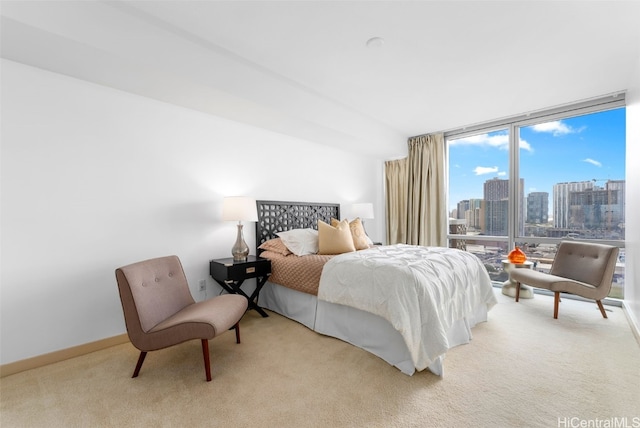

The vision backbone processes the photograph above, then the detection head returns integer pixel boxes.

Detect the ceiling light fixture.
[366,37,385,48]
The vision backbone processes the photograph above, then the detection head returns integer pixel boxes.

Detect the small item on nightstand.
[508,246,527,264]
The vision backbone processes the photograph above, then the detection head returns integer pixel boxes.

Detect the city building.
[553,181,594,228]
[526,192,549,224]
[483,177,525,235]
[551,180,625,239]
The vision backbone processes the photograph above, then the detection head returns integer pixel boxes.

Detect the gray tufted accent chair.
[116,255,248,381]
[510,241,619,319]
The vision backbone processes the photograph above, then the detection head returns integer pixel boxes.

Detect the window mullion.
[508,123,518,249]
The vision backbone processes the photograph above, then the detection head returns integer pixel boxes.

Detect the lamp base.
[231,223,249,262]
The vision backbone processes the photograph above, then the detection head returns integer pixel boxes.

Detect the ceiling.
[2,1,639,158]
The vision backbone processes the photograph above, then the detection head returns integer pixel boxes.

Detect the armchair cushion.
[509,269,599,298]
[550,242,618,291]
[119,255,195,333]
[151,294,247,337]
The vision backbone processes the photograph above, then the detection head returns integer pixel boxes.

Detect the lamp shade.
[351,203,374,220]
[222,196,258,222]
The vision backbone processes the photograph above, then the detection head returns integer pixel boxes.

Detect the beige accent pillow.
[318,219,356,255]
[258,238,292,256]
[331,217,370,251]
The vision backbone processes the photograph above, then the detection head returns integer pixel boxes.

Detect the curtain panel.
[385,158,408,244]
[385,133,446,247]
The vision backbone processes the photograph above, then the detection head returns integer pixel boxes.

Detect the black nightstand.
[209,255,271,318]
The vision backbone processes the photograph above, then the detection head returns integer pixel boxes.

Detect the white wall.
[624,56,640,333]
[0,59,387,365]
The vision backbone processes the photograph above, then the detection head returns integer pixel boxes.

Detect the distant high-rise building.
[483,177,524,235]
[553,181,594,228]
[464,198,484,232]
[527,192,549,224]
[483,177,509,201]
[456,200,469,220]
[568,180,625,232]
[484,199,509,235]
[605,180,626,231]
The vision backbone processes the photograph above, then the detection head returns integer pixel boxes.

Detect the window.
[446,95,625,298]
[448,128,510,237]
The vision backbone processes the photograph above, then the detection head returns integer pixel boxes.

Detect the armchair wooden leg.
[596,300,608,319]
[235,322,241,344]
[132,351,147,378]
[553,292,560,319]
[515,281,521,302]
[202,339,212,382]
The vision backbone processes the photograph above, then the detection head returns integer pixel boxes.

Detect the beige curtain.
[385,133,446,247]
[385,158,408,244]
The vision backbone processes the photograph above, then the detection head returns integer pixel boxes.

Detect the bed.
[255,200,497,376]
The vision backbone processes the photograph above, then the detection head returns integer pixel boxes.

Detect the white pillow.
[276,228,319,256]
[365,234,374,246]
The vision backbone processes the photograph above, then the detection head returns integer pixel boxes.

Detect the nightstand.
[209,255,271,318]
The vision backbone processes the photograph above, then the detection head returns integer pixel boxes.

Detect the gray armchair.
[510,241,619,319]
[115,255,248,381]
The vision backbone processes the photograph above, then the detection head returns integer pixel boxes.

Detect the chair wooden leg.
[202,339,212,382]
[596,300,608,319]
[235,322,241,344]
[132,351,147,378]
[515,281,521,302]
[553,292,560,319]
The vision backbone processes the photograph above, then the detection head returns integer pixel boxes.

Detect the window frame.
[445,92,625,248]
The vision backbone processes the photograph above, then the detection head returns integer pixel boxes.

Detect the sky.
[448,107,626,214]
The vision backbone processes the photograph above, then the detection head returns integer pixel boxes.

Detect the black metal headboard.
[255,200,340,249]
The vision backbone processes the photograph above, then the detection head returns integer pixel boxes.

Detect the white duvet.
[317,244,497,371]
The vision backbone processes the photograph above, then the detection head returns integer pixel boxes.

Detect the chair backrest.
[116,256,195,340]
[550,241,619,291]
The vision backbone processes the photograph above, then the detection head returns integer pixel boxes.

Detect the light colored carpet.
[1,290,639,428]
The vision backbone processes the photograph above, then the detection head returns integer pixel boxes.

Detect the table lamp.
[222,196,258,262]
[351,203,374,225]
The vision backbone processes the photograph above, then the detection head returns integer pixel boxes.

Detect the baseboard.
[622,301,640,346]
[0,333,129,378]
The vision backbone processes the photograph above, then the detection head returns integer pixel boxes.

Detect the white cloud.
[449,133,532,152]
[474,166,499,175]
[531,120,582,136]
[583,158,602,167]
[519,138,532,151]
[497,171,507,177]
[450,133,508,149]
